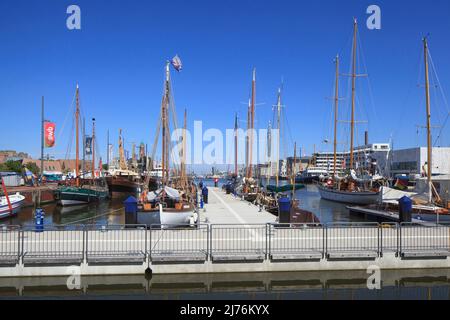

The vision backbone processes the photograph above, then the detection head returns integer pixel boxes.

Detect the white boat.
[137,204,196,228]
[318,185,379,205]
[0,193,25,219]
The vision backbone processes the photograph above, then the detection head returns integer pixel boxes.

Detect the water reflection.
[1,269,449,300]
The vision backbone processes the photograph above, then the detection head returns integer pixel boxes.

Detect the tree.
[0,160,23,173]
[102,164,109,171]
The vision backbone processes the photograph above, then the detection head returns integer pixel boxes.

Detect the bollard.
[34,208,45,233]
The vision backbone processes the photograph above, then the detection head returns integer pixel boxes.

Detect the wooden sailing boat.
[105,129,144,199]
[55,85,109,207]
[374,37,450,221]
[318,19,381,205]
[241,68,260,202]
[266,87,305,194]
[137,60,195,227]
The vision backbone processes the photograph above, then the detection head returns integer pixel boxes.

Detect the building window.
[391,162,417,172]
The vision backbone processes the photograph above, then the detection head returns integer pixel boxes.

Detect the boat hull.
[106,176,143,199]
[0,195,25,219]
[55,188,108,207]
[137,207,195,227]
[318,185,379,205]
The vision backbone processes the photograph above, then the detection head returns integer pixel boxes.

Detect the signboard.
[85,136,92,155]
[44,122,56,148]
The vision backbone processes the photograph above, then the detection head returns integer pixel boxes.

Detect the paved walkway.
[201,188,277,225]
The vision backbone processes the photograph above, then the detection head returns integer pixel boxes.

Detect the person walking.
[202,185,209,204]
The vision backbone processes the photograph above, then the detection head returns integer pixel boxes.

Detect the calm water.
[1,269,450,300]
[3,179,365,226]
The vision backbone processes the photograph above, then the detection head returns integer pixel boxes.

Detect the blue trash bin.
[124,196,138,225]
[278,197,291,224]
[398,196,413,223]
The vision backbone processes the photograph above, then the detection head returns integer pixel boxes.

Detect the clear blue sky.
[1,0,449,169]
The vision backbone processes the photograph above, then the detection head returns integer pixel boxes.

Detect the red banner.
[44,122,56,148]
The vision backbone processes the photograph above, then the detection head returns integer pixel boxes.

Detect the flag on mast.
[171,55,183,72]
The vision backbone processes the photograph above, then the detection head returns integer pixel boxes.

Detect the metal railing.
[21,225,85,265]
[86,224,147,264]
[149,224,209,261]
[268,223,324,259]
[325,223,380,258]
[210,224,267,260]
[0,222,449,267]
[0,225,20,266]
[399,222,450,257]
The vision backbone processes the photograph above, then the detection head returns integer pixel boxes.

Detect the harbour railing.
[1,222,450,266]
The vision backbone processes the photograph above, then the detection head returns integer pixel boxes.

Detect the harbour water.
[1,269,450,300]
[2,180,365,226]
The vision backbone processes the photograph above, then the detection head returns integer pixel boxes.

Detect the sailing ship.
[105,129,145,199]
[55,85,109,206]
[238,69,260,203]
[363,37,450,222]
[318,19,385,205]
[137,59,196,227]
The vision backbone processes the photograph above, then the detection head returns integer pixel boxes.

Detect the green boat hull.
[55,186,109,206]
[266,184,305,193]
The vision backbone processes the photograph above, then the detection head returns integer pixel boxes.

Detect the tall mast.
[245,99,250,178]
[292,142,297,199]
[82,118,86,177]
[182,108,187,187]
[333,55,340,178]
[118,129,127,170]
[41,96,44,184]
[75,84,80,187]
[423,37,432,203]
[267,121,272,186]
[349,19,358,170]
[234,113,238,177]
[92,118,96,181]
[276,88,281,187]
[162,61,171,185]
[106,129,109,169]
[247,68,256,179]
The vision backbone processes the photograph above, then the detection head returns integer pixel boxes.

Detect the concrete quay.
[1,188,450,278]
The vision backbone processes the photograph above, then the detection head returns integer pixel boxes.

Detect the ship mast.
[118,129,127,170]
[423,37,433,203]
[75,84,80,187]
[181,109,187,189]
[92,118,96,182]
[247,68,256,179]
[162,61,171,185]
[267,121,272,186]
[292,142,297,199]
[276,88,281,187]
[234,113,238,177]
[333,55,340,178]
[349,19,358,170]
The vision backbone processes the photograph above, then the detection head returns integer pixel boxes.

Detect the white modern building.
[312,143,391,175]
[388,147,450,177]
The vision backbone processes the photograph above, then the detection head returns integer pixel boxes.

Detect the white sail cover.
[147,186,181,202]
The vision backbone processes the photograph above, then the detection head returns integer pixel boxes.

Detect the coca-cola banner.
[44,122,56,148]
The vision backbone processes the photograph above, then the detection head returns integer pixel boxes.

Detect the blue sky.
[1,0,449,170]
